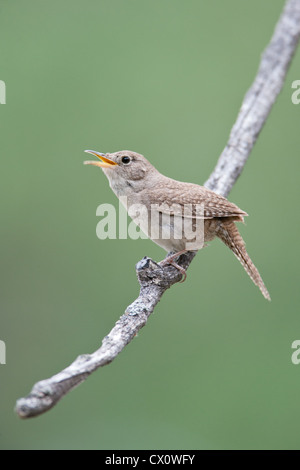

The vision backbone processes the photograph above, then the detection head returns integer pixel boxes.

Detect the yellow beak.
[84,150,118,168]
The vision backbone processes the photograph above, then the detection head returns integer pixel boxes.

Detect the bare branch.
[205,0,300,196]
[15,0,300,418]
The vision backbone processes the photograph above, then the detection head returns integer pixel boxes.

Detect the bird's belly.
[151,221,186,252]
[126,204,218,252]
[131,211,184,251]
[140,211,208,252]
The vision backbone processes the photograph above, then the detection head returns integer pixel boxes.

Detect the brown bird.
[84,150,270,300]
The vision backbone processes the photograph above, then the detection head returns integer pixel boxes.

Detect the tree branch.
[205,0,300,197]
[15,0,300,418]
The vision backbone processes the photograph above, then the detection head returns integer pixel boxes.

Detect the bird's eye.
[121,156,131,164]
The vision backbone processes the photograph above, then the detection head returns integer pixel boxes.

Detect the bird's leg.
[159,250,189,283]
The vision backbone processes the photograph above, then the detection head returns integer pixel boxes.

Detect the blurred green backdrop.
[1,0,300,450]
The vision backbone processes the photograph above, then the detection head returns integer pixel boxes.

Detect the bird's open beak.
[84,150,118,168]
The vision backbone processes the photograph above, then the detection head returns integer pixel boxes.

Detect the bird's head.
[84,150,157,195]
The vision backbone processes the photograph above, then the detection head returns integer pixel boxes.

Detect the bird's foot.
[159,250,188,283]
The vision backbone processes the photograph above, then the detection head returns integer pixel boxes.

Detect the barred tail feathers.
[216,220,271,301]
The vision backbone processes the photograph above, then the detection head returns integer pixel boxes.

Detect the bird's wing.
[140,181,247,220]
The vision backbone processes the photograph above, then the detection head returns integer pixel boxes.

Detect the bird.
[84,149,270,300]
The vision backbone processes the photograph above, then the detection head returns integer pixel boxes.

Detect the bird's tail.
[216,220,271,301]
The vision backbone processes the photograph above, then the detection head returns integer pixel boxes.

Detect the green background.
[1,0,299,450]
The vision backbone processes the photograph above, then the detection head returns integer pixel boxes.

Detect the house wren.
[84,150,270,300]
